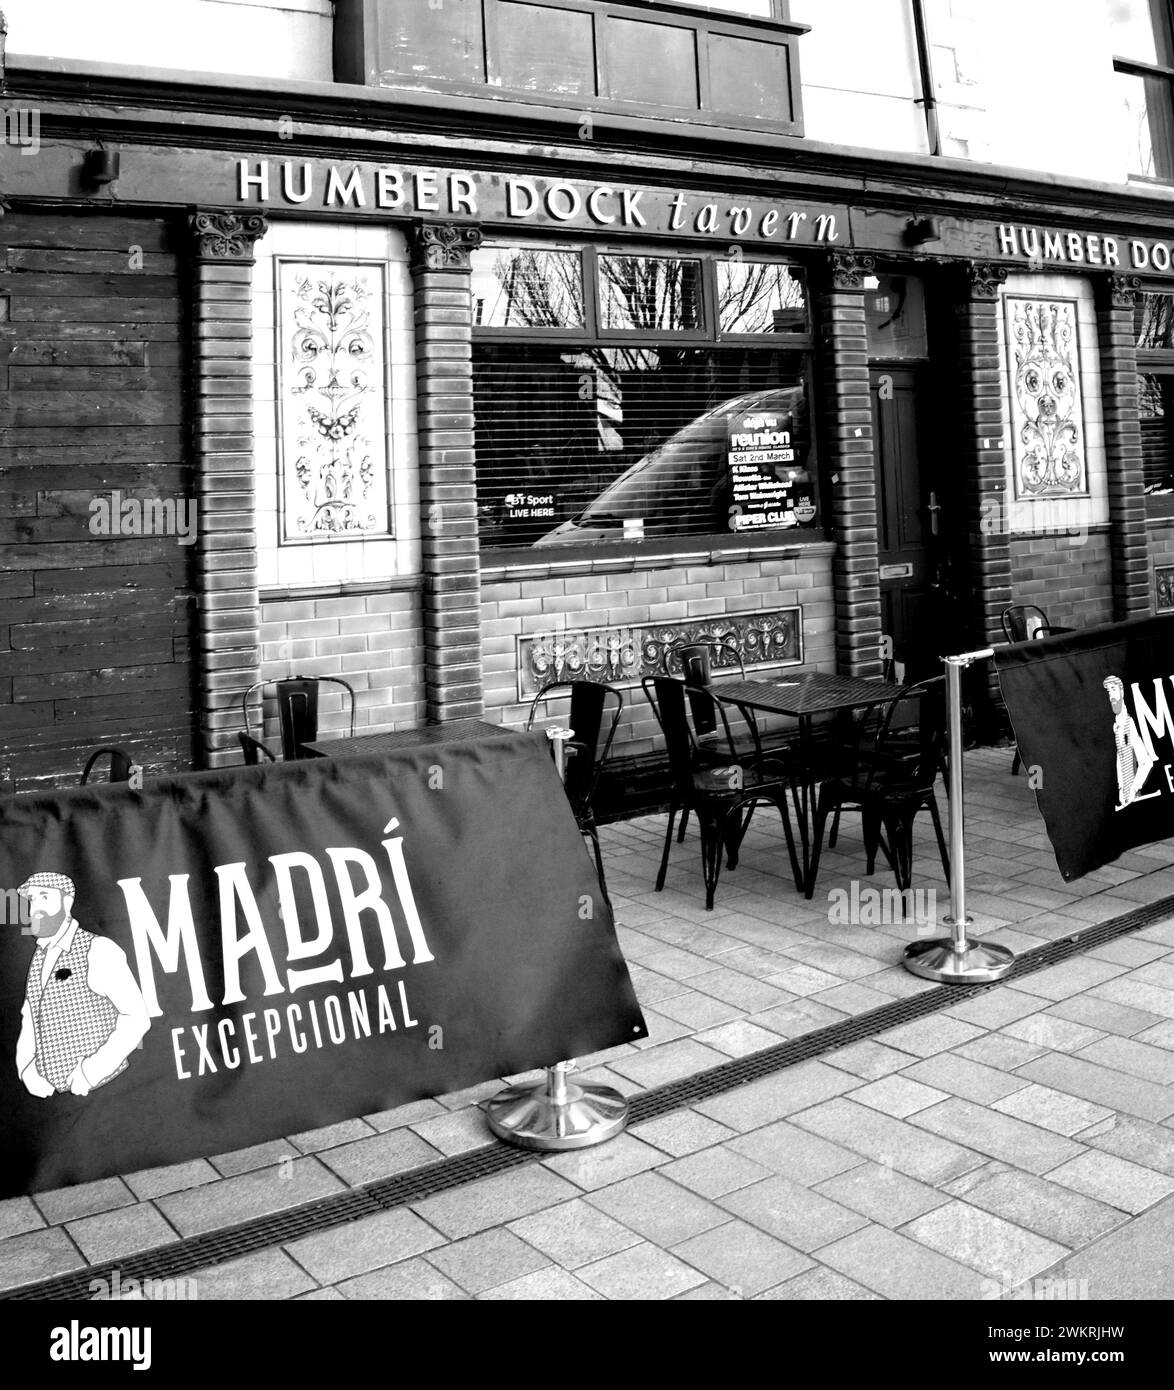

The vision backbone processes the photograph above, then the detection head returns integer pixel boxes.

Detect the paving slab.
[156,1158,345,1238]
[1048,1194,1174,1300]
[0,1197,44,1242]
[423,1228,550,1295]
[848,1074,950,1118]
[34,1176,135,1226]
[1073,1034,1174,1086]
[1014,1053,1174,1123]
[813,1162,951,1229]
[1079,1113,1174,1177]
[1044,1151,1174,1215]
[577,1241,710,1300]
[628,1111,737,1158]
[315,1128,445,1186]
[821,1039,914,1080]
[658,1146,774,1200]
[410,1166,580,1241]
[899,1200,1069,1287]
[693,1060,859,1132]
[183,1248,318,1301]
[541,1133,665,1192]
[757,1266,883,1300]
[899,1051,1031,1105]
[0,1227,87,1293]
[944,1165,1127,1250]
[283,1208,445,1284]
[913,1098,1086,1175]
[480,1266,603,1300]
[1045,995,1166,1038]
[725,1118,865,1185]
[65,1204,179,1264]
[790,1097,985,1186]
[992,1083,1114,1137]
[336,1257,469,1301]
[874,1015,987,1058]
[670,1218,813,1296]
[817,1224,986,1300]
[716,1174,869,1252]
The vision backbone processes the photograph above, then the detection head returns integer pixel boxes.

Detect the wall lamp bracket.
[904,215,940,247]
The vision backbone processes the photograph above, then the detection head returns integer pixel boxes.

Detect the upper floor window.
[1113,0,1174,178]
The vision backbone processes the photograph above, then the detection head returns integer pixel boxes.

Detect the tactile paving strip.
[8,892,1172,1300]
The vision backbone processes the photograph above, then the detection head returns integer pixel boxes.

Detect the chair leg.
[773,794,802,893]
[863,806,883,876]
[583,825,611,909]
[656,804,678,892]
[885,813,913,892]
[804,787,834,900]
[701,818,722,911]
[1011,746,1021,776]
[927,794,950,887]
[677,807,690,843]
[828,804,842,849]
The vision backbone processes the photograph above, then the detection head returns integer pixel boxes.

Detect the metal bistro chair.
[806,676,950,901]
[643,675,801,909]
[239,732,277,766]
[1001,605,1075,775]
[526,679,623,903]
[241,676,357,762]
[79,746,134,785]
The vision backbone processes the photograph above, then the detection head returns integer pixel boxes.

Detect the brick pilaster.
[957,262,1012,708]
[1097,273,1151,619]
[818,252,883,677]
[408,223,485,721]
[188,209,268,767]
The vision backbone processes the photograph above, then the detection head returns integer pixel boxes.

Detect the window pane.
[473,345,816,547]
[864,274,929,358]
[1110,0,1174,65]
[1135,292,1174,347]
[470,246,584,328]
[598,255,703,332]
[1139,372,1174,492]
[718,261,807,334]
[1118,68,1174,178]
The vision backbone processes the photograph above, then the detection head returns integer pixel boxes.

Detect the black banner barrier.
[0,731,647,1196]
[993,613,1174,881]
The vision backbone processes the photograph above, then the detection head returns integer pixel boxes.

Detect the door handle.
[927,491,941,536]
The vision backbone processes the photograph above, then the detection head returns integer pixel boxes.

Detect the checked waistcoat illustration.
[26,930,128,1092]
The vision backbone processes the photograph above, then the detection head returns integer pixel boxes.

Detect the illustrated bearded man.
[15,872,151,1098]
[1103,676,1158,812]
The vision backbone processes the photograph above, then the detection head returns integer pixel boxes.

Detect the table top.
[301,718,511,758]
[713,673,897,718]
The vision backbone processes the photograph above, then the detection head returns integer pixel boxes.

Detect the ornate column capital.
[1105,272,1143,310]
[408,222,484,272]
[188,209,269,265]
[826,250,876,291]
[963,260,1008,299]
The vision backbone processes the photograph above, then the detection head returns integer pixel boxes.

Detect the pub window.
[470,241,817,553]
[1113,0,1174,179]
[1134,290,1174,510]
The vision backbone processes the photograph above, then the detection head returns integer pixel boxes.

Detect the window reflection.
[598,256,703,332]
[470,246,585,328]
[717,261,807,334]
[1135,292,1174,348]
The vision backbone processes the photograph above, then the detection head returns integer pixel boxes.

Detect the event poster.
[993,613,1174,880]
[0,733,646,1196]
[725,403,816,532]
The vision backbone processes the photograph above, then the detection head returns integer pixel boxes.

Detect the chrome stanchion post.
[903,651,1016,984]
[486,726,630,1150]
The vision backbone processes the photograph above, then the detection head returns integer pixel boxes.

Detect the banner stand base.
[486,1063,628,1151]
[903,933,1016,983]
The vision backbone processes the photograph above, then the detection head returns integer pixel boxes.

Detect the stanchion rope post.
[486,726,630,1150]
[902,649,1017,984]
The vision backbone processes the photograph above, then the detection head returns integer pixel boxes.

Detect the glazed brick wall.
[1008,529,1114,629]
[257,589,426,741]
[1097,285,1150,619]
[479,549,836,757]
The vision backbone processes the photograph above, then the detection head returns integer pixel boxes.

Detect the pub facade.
[1,0,1173,794]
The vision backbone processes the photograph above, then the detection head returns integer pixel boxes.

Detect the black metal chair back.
[526,679,622,814]
[79,747,134,785]
[666,640,747,740]
[239,732,277,766]
[242,675,356,760]
[1001,604,1051,643]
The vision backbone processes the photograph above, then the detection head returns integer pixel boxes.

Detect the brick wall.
[256,587,425,741]
[480,548,836,755]
[1008,528,1113,629]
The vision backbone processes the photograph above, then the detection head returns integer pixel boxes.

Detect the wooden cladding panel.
[0,213,195,793]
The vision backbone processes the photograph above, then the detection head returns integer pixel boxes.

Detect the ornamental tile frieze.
[518,608,802,700]
[1005,296,1088,499]
[408,222,484,272]
[189,209,269,263]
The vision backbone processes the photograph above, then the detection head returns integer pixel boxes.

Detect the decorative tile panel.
[1005,296,1088,500]
[1156,566,1174,612]
[276,259,391,543]
[517,607,802,700]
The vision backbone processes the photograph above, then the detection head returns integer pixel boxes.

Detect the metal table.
[712,673,897,895]
[300,718,510,758]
